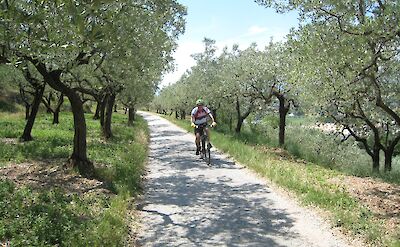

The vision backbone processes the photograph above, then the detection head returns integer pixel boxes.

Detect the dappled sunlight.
[137,112,349,246]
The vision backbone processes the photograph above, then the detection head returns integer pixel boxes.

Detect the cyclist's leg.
[195,131,201,154]
[205,127,212,148]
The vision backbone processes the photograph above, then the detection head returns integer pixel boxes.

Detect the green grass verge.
[165,115,399,247]
[0,111,149,246]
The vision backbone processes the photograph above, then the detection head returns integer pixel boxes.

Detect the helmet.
[196,99,204,106]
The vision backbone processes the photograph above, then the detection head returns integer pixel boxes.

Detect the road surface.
[137,112,353,247]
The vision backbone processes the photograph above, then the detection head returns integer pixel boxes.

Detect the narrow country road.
[137,112,352,247]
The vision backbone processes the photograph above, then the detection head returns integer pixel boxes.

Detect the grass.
[221,114,400,183]
[165,114,399,247]
[0,111,149,246]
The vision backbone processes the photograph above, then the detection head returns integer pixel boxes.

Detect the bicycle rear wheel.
[205,142,211,165]
[206,146,211,165]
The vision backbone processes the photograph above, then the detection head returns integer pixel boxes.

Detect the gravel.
[137,111,355,247]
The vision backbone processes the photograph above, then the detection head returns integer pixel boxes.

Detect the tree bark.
[67,91,94,177]
[277,95,290,146]
[45,92,53,113]
[99,95,107,127]
[19,86,32,120]
[372,146,380,173]
[384,150,392,172]
[235,97,242,133]
[24,103,30,120]
[103,93,115,139]
[21,84,45,141]
[235,97,253,133]
[52,94,64,124]
[383,135,400,172]
[93,100,101,120]
[128,107,135,126]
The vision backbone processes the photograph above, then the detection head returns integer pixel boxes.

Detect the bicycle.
[195,123,212,165]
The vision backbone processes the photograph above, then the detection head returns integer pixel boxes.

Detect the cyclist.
[190,99,217,155]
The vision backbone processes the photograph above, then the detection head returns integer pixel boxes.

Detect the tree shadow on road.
[139,135,301,246]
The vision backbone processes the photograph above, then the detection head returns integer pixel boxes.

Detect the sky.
[161,0,299,88]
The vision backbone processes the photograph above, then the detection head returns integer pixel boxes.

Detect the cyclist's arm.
[208,113,215,123]
[190,115,196,127]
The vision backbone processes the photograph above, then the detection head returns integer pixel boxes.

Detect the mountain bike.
[196,123,212,165]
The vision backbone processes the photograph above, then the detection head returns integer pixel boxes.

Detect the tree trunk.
[175,110,179,119]
[235,118,244,133]
[114,104,117,112]
[235,97,242,133]
[384,150,392,172]
[235,97,253,133]
[28,57,94,178]
[372,146,380,173]
[277,95,289,146]
[25,103,30,120]
[52,94,64,124]
[384,135,400,172]
[103,93,115,139]
[67,91,94,177]
[46,92,53,113]
[53,110,60,125]
[128,107,135,126]
[180,110,185,120]
[93,100,101,120]
[21,85,45,141]
[99,96,107,127]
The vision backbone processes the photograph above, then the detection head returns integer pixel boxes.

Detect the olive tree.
[256,0,400,172]
[0,0,186,176]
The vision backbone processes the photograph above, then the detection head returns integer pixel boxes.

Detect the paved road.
[137,112,352,247]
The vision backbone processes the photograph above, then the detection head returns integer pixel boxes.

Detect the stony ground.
[0,116,398,246]
[136,112,363,247]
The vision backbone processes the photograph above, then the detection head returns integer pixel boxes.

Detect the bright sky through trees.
[161,0,299,87]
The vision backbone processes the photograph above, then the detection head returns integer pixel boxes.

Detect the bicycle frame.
[197,124,211,165]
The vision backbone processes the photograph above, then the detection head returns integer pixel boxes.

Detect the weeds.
[0,111,149,246]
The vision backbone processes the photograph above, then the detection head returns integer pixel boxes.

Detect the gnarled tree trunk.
[103,93,115,139]
[52,93,64,124]
[93,100,101,120]
[67,91,94,177]
[30,58,95,178]
[21,84,45,141]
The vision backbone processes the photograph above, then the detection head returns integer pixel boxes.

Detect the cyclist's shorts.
[194,124,208,135]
